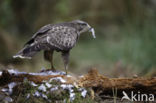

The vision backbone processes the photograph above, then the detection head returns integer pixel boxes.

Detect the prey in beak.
[89,28,96,38]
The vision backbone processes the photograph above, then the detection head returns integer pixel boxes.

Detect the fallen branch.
[78,69,156,96]
[0,69,155,97]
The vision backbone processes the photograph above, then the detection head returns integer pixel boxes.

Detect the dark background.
[0,0,156,77]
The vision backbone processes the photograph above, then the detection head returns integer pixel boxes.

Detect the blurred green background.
[0,0,155,77]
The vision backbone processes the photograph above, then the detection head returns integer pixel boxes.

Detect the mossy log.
[0,69,155,97]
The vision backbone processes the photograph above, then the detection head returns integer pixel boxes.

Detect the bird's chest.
[48,30,78,50]
[58,34,77,48]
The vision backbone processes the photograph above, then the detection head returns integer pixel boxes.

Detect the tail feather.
[13,44,42,59]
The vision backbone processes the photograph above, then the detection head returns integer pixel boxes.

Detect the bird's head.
[71,20,96,38]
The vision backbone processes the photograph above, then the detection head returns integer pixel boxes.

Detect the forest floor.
[0,68,155,103]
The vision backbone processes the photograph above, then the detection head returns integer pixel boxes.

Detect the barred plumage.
[13,20,96,74]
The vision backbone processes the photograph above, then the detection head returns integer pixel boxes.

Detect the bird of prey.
[13,20,96,74]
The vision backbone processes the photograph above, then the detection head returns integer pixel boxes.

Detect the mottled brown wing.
[24,24,52,45]
[46,25,78,51]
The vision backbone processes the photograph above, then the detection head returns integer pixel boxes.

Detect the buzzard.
[13,20,96,74]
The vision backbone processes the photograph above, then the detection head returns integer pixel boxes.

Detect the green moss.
[72,92,96,103]
[15,96,46,103]
[48,88,70,102]
[7,79,97,103]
